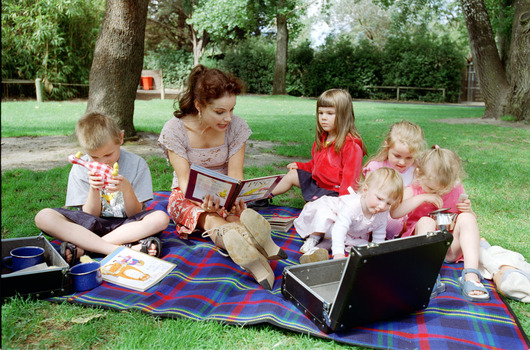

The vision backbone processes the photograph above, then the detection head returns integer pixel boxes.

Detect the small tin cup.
[2,246,45,272]
[69,261,102,292]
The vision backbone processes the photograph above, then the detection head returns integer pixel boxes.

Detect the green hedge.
[211,33,464,102]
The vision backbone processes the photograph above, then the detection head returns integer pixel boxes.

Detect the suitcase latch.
[367,242,379,248]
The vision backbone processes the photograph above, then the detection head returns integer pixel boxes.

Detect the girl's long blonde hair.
[368,120,426,163]
[315,89,366,154]
[415,145,466,194]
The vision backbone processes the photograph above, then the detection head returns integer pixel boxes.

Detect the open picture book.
[99,246,176,292]
[185,164,284,211]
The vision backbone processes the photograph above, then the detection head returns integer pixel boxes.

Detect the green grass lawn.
[2,96,529,349]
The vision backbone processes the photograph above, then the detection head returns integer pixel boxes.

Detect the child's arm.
[371,220,386,244]
[330,208,351,259]
[293,142,316,172]
[391,187,443,218]
[82,182,103,216]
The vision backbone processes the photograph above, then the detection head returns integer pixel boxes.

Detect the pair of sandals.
[60,236,162,267]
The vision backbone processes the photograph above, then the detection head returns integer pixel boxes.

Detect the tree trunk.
[190,27,209,67]
[272,11,288,95]
[507,0,530,121]
[495,0,512,73]
[461,0,510,119]
[86,0,149,137]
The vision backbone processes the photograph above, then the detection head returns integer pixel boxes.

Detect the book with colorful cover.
[99,246,176,292]
[185,164,284,211]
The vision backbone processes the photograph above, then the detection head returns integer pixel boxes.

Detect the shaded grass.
[2,96,529,348]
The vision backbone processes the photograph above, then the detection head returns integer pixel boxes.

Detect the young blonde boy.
[35,112,169,264]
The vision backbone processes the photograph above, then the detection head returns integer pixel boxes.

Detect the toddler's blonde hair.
[75,112,122,152]
[415,146,466,194]
[360,167,404,207]
[369,120,426,163]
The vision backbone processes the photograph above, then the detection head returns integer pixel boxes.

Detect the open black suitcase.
[282,230,453,333]
[2,234,71,300]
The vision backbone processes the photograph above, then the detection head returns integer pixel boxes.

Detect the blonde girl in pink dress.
[158,65,286,290]
[363,120,427,239]
[391,146,490,302]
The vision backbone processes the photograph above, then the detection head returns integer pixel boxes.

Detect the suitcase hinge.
[426,231,437,237]
[322,301,332,327]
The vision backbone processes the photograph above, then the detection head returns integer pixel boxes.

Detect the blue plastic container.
[69,262,102,292]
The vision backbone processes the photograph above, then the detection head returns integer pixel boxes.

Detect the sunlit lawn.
[2,96,529,349]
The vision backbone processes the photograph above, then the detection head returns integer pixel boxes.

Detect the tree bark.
[461,0,510,119]
[507,0,530,121]
[272,10,288,95]
[86,0,149,137]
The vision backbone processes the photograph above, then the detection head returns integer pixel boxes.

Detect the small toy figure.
[68,151,119,190]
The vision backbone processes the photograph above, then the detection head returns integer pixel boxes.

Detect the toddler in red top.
[271,89,366,202]
[391,145,490,302]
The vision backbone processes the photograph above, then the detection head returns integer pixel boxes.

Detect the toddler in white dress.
[294,167,404,263]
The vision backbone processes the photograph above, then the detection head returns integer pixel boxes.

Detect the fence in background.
[364,85,446,101]
[2,70,165,102]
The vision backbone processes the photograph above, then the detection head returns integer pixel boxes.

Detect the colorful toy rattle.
[68,151,119,190]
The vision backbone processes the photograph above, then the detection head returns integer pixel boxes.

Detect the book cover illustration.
[99,247,176,292]
[236,177,282,202]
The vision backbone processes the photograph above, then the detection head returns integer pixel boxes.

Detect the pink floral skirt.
[167,187,227,239]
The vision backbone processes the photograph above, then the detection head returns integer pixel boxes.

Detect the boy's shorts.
[53,207,154,237]
[297,169,339,202]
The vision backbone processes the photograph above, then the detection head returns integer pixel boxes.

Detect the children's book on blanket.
[266,215,295,232]
[185,164,283,211]
[99,247,176,292]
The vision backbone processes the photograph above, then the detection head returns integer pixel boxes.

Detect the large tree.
[272,0,313,95]
[375,0,529,120]
[147,0,264,66]
[86,0,149,137]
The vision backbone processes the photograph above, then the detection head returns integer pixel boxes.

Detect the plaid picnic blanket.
[51,192,529,349]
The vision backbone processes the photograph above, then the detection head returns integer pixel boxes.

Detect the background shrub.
[143,48,193,89]
[218,37,275,94]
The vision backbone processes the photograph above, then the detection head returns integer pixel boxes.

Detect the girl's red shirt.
[295,134,365,195]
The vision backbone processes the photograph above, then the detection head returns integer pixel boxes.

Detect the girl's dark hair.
[174,65,244,118]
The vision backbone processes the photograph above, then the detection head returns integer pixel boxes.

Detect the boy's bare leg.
[35,208,119,258]
[101,210,169,244]
[271,168,300,196]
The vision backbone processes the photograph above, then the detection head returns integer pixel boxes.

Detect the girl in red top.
[271,89,366,202]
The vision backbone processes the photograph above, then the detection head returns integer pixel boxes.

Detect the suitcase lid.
[326,230,453,331]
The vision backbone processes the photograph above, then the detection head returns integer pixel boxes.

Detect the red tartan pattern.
[68,154,116,190]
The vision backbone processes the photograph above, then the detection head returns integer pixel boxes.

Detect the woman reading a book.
[158,65,286,290]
